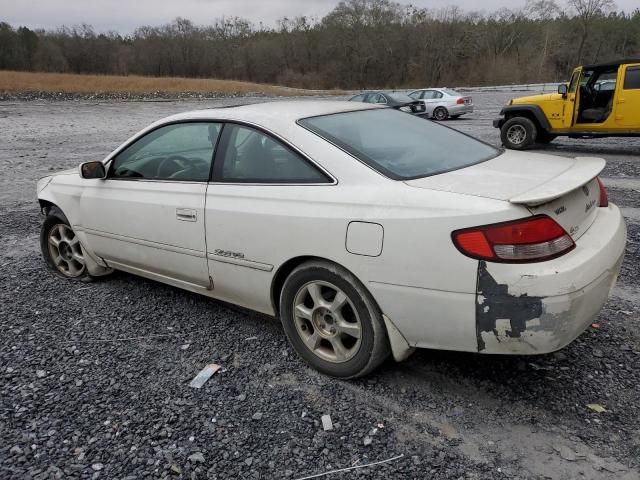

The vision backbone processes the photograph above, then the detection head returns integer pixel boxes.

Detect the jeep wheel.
[501,117,537,150]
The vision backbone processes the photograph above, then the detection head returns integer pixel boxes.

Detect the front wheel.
[279,260,390,378]
[433,107,449,121]
[500,116,537,150]
[40,208,93,280]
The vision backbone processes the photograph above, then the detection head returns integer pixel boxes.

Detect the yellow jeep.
[493,59,640,149]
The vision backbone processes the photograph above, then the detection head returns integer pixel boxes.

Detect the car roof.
[161,100,379,125]
[582,58,640,69]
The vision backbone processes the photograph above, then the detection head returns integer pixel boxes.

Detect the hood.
[511,93,562,104]
[51,167,78,176]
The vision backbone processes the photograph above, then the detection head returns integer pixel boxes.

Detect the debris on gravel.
[321,414,333,431]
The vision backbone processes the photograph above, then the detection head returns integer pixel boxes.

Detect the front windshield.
[299,108,499,180]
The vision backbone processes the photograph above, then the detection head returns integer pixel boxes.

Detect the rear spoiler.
[509,157,605,206]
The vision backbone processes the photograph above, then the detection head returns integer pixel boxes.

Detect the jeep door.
[562,68,581,128]
[615,63,640,129]
[79,122,221,288]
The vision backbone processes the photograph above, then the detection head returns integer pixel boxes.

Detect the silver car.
[408,88,474,121]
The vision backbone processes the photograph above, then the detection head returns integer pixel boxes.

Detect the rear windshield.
[299,108,499,180]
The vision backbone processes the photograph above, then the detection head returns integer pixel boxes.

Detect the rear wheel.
[433,107,449,121]
[279,260,389,378]
[501,116,537,150]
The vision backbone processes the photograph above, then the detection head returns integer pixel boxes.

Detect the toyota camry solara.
[36,101,626,378]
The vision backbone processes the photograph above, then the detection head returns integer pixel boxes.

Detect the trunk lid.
[405,151,605,240]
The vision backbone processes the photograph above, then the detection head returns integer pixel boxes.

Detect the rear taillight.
[597,177,608,207]
[456,97,465,105]
[452,215,575,263]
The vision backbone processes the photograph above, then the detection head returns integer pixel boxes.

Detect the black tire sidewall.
[434,107,448,121]
[280,263,384,378]
[501,117,537,150]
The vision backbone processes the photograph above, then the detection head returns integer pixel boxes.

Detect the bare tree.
[566,0,616,64]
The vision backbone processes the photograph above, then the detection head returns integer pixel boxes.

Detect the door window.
[350,94,366,102]
[623,66,640,90]
[568,71,580,93]
[110,122,221,181]
[214,124,331,183]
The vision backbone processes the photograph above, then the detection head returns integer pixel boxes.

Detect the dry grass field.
[0,70,340,97]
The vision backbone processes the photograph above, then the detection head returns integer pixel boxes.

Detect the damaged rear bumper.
[476,204,626,354]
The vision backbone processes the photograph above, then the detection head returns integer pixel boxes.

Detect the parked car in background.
[408,88,474,120]
[493,58,640,149]
[349,91,426,115]
[37,101,625,378]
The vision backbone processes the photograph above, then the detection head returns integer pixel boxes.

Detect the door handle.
[176,208,197,222]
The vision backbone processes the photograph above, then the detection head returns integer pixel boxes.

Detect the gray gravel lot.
[1,92,639,480]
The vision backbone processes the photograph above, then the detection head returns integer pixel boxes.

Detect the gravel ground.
[1,92,639,480]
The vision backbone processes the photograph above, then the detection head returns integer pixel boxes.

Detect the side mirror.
[558,84,568,96]
[79,161,106,179]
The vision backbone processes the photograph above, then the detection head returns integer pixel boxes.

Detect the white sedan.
[36,101,626,378]
[408,88,474,120]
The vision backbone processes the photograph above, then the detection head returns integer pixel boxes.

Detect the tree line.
[1,0,638,89]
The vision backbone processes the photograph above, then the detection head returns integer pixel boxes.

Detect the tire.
[500,116,537,150]
[279,260,390,378]
[40,207,93,281]
[433,107,449,121]
[536,131,557,144]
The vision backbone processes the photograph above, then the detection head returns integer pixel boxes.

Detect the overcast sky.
[1,0,637,33]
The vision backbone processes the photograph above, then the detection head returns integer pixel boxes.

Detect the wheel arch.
[271,255,384,316]
[271,255,414,363]
[38,199,67,219]
[271,255,350,316]
[501,105,551,132]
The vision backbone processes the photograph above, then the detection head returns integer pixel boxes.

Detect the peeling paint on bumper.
[476,205,626,355]
[477,255,623,354]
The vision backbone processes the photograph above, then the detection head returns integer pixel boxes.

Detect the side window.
[214,125,331,184]
[110,122,221,181]
[374,94,387,104]
[568,71,580,93]
[409,91,422,99]
[432,91,444,99]
[422,91,435,99]
[350,94,365,102]
[624,66,640,90]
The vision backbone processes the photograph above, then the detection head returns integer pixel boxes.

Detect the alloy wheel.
[47,224,86,277]
[434,108,447,120]
[506,124,527,145]
[292,280,362,363]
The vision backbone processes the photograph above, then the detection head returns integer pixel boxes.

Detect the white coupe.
[36,101,626,378]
